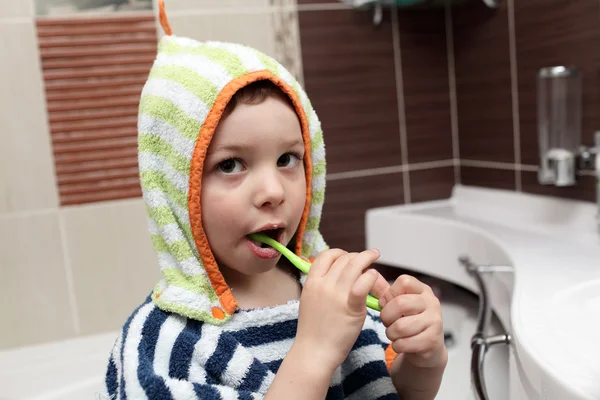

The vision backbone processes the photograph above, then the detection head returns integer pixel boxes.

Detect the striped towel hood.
[140,1,328,325]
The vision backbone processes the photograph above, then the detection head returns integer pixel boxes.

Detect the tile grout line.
[408,159,455,171]
[445,3,461,186]
[391,9,411,204]
[57,209,81,336]
[0,16,33,24]
[0,197,146,220]
[0,207,58,220]
[507,0,522,192]
[327,165,405,181]
[461,159,543,172]
[453,157,461,174]
[519,164,538,172]
[461,159,520,170]
[326,160,455,181]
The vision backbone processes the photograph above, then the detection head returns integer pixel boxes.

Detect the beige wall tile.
[160,0,270,12]
[158,7,304,84]
[0,21,59,214]
[0,0,33,19]
[166,11,276,58]
[62,199,160,335]
[0,211,76,350]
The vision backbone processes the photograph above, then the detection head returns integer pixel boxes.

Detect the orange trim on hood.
[188,71,313,317]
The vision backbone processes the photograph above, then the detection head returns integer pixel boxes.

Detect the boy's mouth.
[247,227,284,248]
[246,226,285,260]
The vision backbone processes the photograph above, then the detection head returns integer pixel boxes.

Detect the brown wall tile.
[320,173,404,252]
[514,0,600,165]
[521,171,595,203]
[397,10,453,163]
[453,2,514,163]
[410,166,454,203]
[298,9,401,174]
[460,166,515,190]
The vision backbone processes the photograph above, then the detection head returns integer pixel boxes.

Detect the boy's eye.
[218,158,244,174]
[278,153,301,168]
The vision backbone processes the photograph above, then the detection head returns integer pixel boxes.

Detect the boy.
[106,2,447,399]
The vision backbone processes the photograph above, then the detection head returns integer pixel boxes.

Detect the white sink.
[366,185,600,400]
[551,279,600,387]
[554,279,600,316]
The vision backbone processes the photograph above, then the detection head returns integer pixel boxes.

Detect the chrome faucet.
[577,132,600,225]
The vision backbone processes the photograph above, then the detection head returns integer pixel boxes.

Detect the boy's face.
[201,95,306,277]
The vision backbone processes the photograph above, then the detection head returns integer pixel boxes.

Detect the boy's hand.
[293,248,382,374]
[378,275,447,369]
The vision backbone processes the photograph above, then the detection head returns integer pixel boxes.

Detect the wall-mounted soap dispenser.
[537,66,581,186]
[537,66,600,187]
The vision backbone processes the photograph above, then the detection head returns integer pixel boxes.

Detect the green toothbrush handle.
[366,295,381,311]
[249,233,382,312]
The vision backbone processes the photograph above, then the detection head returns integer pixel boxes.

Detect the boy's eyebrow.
[207,143,249,155]
[207,138,304,155]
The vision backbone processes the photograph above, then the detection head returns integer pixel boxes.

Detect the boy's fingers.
[382,274,427,306]
[391,326,443,356]
[393,275,427,295]
[337,249,380,289]
[379,294,426,326]
[308,248,347,278]
[328,252,359,281]
[385,314,427,341]
[348,269,379,310]
[369,272,390,301]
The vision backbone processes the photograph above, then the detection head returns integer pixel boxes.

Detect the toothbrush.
[249,233,382,311]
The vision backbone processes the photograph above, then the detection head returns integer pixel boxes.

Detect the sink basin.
[551,279,600,381]
[554,279,600,316]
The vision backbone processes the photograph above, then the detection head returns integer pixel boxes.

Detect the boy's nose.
[254,171,285,209]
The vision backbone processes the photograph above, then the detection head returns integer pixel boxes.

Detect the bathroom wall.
[451,0,598,202]
[297,2,456,251]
